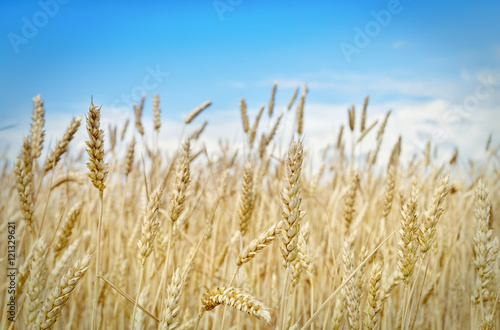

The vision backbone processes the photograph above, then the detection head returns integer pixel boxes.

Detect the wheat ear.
[343,172,359,233]
[30,94,45,160]
[169,140,191,224]
[134,94,145,135]
[153,93,161,133]
[198,286,271,323]
[185,100,211,124]
[472,180,497,307]
[348,104,355,132]
[86,100,108,193]
[138,184,163,266]
[44,115,82,172]
[268,81,277,117]
[26,239,48,326]
[237,221,279,267]
[249,105,265,148]
[296,84,307,135]
[419,175,450,254]
[159,267,183,330]
[370,110,391,165]
[238,160,255,236]
[239,98,249,133]
[398,178,419,285]
[279,140,304,266]
[287,86,299,110]
[188,120,208,141]
[120,118,130,141]
[360,95,369,132]
[14,156,35,232]
[124,136,136,178]
[364,262,382,330]
[35,254,92,329]
[52,201,83,259]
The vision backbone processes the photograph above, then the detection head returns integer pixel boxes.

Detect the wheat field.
[1,87,499,329]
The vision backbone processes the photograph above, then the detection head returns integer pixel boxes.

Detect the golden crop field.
[1,88,499,329]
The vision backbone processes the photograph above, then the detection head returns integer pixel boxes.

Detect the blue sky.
[1,0,499,165]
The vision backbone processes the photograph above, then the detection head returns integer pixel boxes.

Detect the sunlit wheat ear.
[291,231,312,289]
[199,286,271,323]
[348,104,355,131]
[44,115,82,172]
[423,140,431,168]
[397,178,419,285]
[124,136,136,178]
[296,84,307,135]
[85,100,108,193]
[108,124,117,152]
[388,136,402,171]
[26,239,48,326]
[268,81,277,117]
[184,100,211,124]
[159,266,183,330]
[382,166,396,219]
[357,119,378,143]
[370,110,391,165]
[336,124,344,149]
[14,156,34,230]
[188,120,208,141]
[120,118,130,141]
[153,93,161,133]
[364,262,382,330]
[343,172,359,233]
[360,94,369,132]
[237,221,280,267]
[238,160,255,236]
[137,185,163,266]
[287,86,299,110]
[53,201,83,259]
[249,105,264,148]
[239,98,249,133]
[449,147,458,165]
[169,140,191,224]
[30,94,45,160]
[343,239,360,330]
[279,140,304,266]
[36,254,92,329]
[15,239,41,302]
[472,180,497,306]
[263,112,283,150]
[419,175,450,254]
[21,136,33,173]
[134,94,145,135]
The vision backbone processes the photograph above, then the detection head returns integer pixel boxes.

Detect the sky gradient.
[1,0,499,166]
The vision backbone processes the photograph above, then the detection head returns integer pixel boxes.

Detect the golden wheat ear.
[36,254,93,329]
[199,286,271,323]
